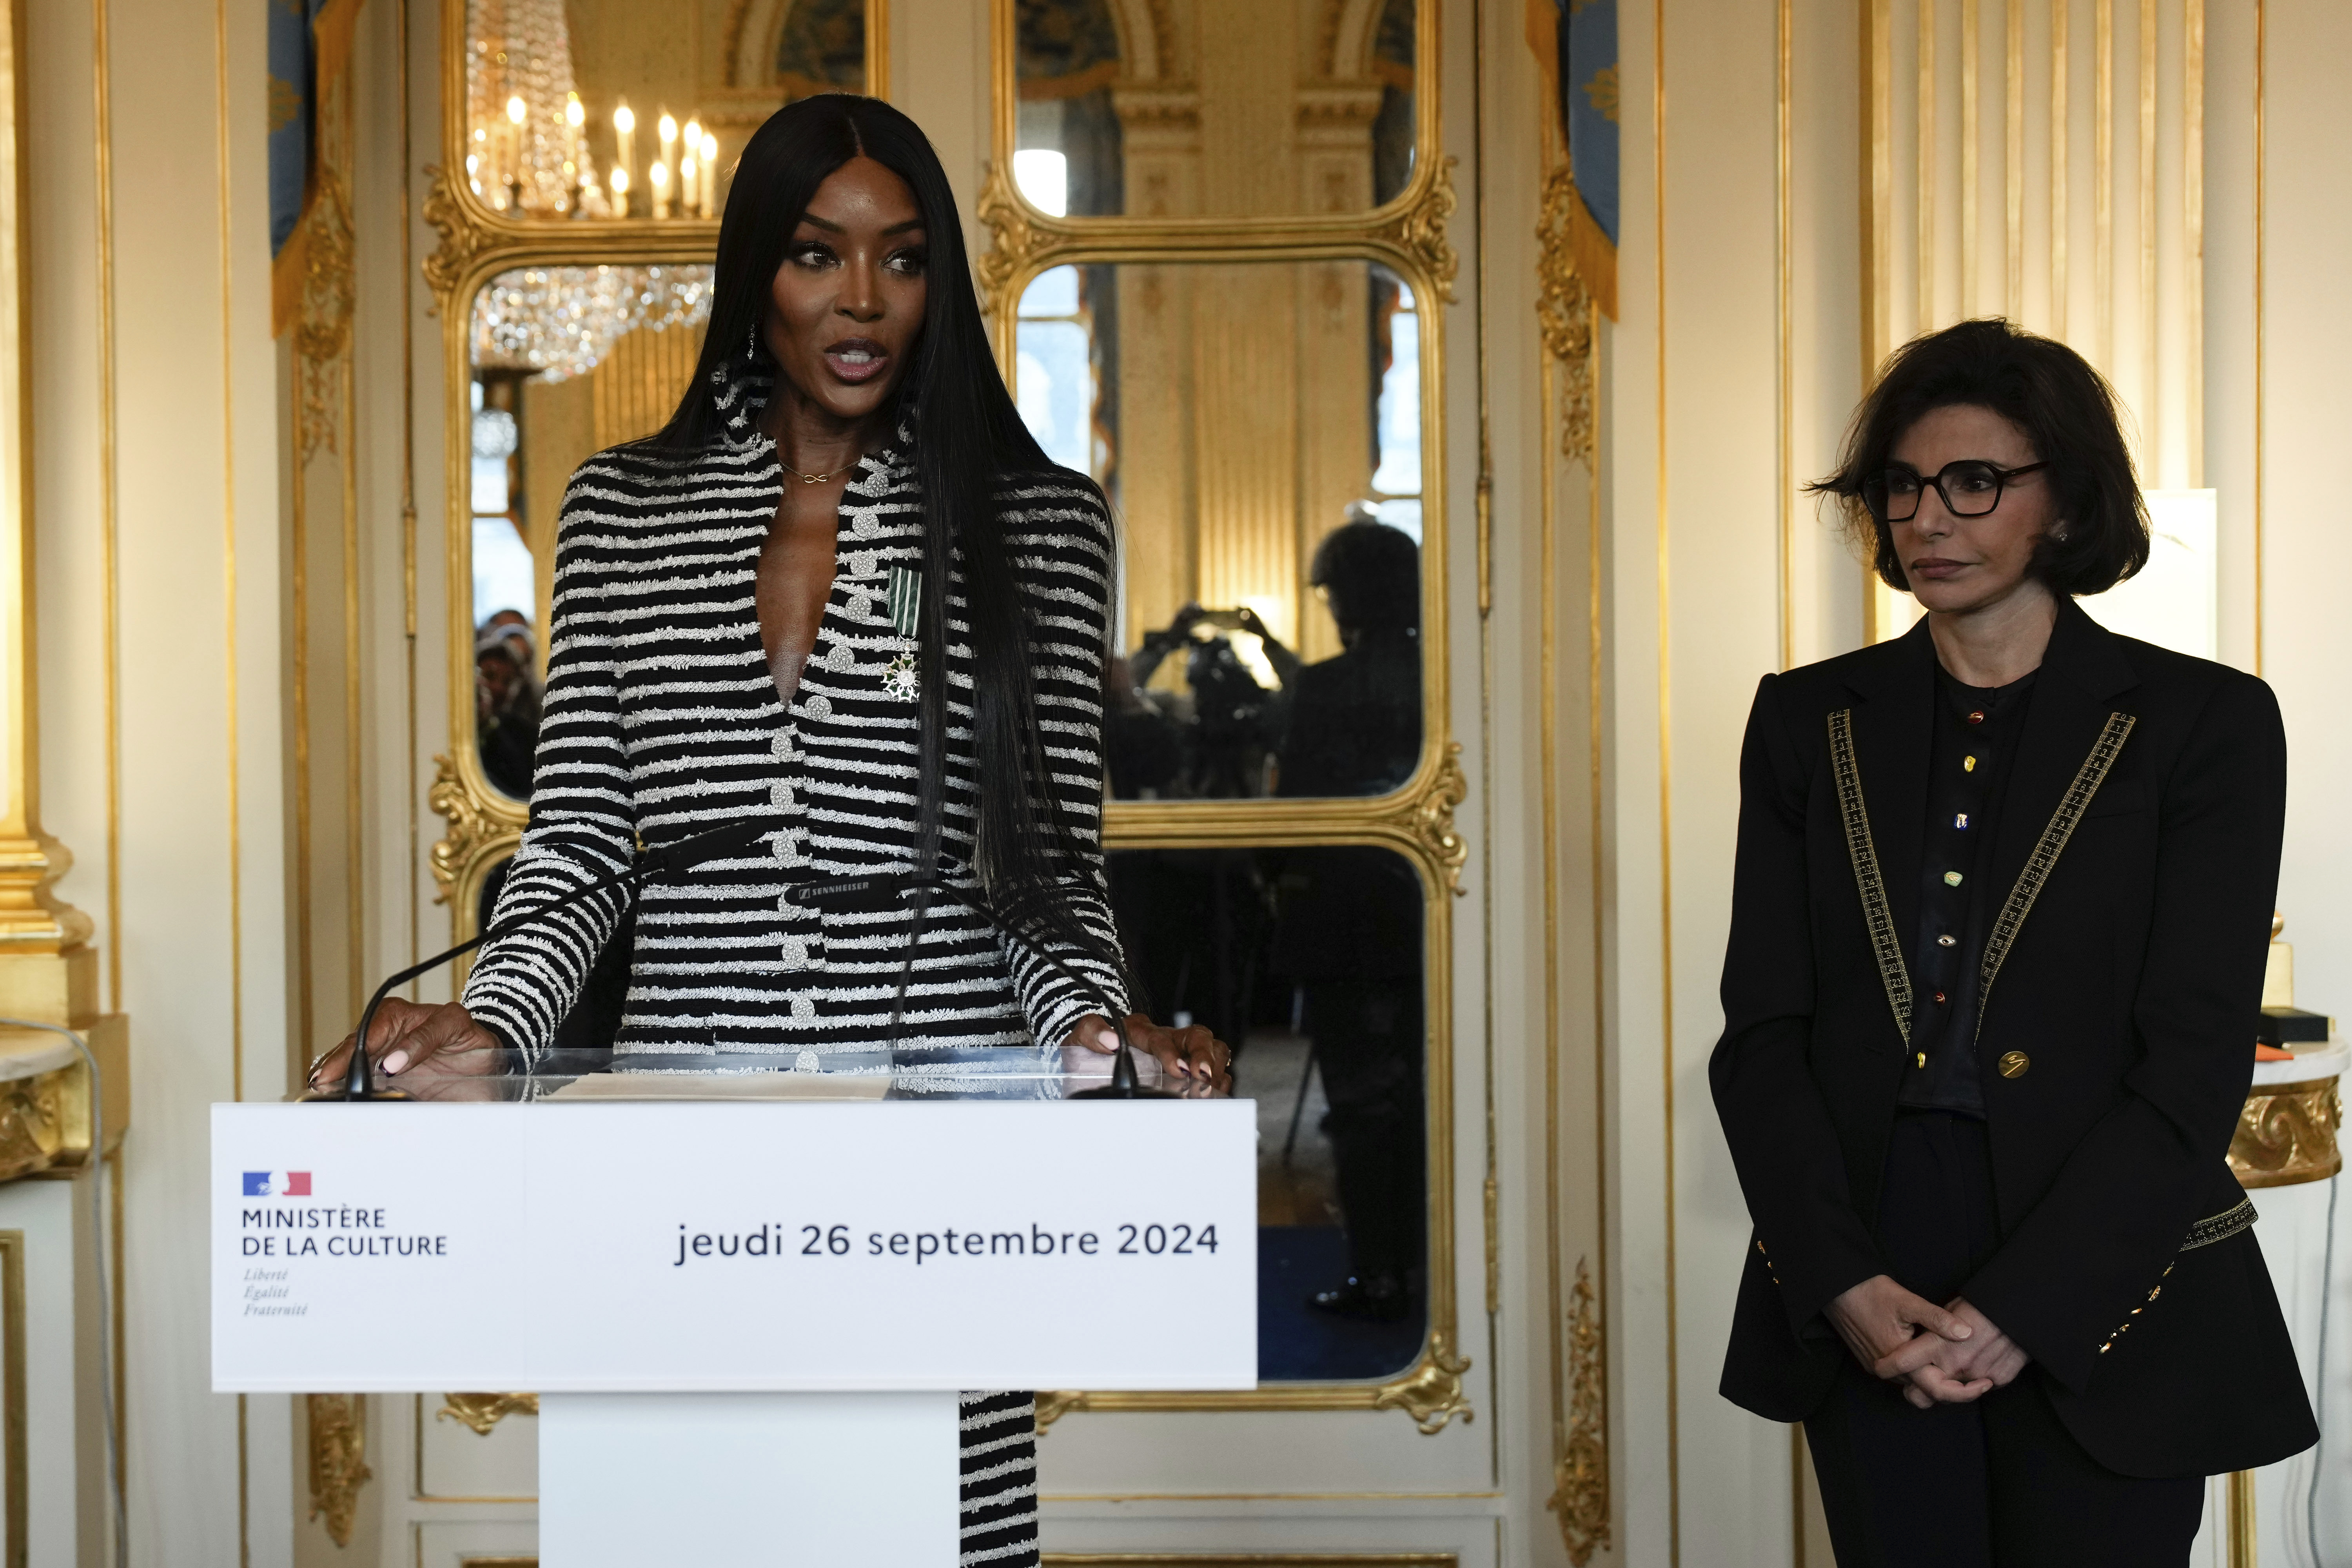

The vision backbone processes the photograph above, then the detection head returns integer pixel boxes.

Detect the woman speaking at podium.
[312,94,1230,1566]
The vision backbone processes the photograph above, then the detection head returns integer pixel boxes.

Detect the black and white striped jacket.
[462,364,1129,1063]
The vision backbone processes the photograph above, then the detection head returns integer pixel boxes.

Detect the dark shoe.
[1307,1273,1408,1323]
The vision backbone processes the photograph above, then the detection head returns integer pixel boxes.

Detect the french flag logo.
[242,1171,312,1197]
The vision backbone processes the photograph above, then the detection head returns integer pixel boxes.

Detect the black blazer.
[1710,599,2316,1477]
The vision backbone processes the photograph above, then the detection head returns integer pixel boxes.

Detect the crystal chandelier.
[472,265,714,382]
[466,0,590,216]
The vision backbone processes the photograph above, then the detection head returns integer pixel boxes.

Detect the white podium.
[212,1090,1257,1565]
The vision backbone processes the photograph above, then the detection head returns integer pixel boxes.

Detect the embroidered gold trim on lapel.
[1828,710,1913,1045]
[1971,711,2136,1042]
[2180,1196,2257,1252]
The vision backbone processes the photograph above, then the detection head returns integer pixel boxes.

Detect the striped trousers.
[958,1391,1039,1566]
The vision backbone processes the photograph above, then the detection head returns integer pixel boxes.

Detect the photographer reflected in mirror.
[1127,603,1289,798]
[474,612,543,799]
[1277,509,1421,799]
[1274,842,1424,1325]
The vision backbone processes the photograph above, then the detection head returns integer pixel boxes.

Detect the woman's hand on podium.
[308,998,503,1094]
[1067,1012,1232,1097]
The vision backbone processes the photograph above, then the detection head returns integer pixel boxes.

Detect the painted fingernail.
[382,1050,410,1076]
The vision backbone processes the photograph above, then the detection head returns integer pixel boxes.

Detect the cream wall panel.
[2243,0,2352,1561]
[407,0,456,1020]
[25,0,292,1561]
[1656,0,1800,1558]
[1474,0,1593,1555]
[1786,0,1866,670]
[1604,0,1883,1561]
[350,0,426,1033]
[25,0,107,1009]
[2198,0,2255,676]
[108,0,249,1520]
[1596,4,1671,1562]
[0,1176,108,1564]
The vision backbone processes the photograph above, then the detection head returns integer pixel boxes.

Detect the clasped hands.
[1826,1274,2031,1409]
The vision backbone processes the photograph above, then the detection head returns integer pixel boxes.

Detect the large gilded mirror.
[1016,257,1431,800]
[458,0,883,224]
[434,0,1461,1412]
[1001,0,1424,220]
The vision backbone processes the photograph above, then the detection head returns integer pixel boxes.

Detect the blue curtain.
[269,0,328,258]
[1559,0,1618,252]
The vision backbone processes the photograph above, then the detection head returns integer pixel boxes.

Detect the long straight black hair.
[654,95,1116,989]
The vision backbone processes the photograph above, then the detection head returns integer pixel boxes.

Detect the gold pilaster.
[305,1392,371,1547]
[0,0,124,1174]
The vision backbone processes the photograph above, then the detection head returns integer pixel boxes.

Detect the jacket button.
[1998,1051,2030,1078]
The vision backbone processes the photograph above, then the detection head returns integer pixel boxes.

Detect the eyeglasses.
[1864,459,2047,523]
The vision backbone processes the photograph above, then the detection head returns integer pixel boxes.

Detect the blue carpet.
[1257,1225,1425,1382]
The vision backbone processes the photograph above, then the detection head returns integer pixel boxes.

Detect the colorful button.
[1968,710,1987,724]
[1933,991,1947,1004]
[1954,813,1970,829]
[1915,1053,1927,1069]
[1998,1051,2031,1078]
[1964,756,1978,772]
[1944,871,1964,886]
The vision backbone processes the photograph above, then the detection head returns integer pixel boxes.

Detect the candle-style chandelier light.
[466,0,722,221]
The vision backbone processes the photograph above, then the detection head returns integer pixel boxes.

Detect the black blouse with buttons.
[1900,666,2038,1114]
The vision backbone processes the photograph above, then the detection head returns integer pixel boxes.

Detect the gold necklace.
[782,462,844,485]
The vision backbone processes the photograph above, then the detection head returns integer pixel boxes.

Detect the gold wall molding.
[426,754,519,915]
[307,1391,371,1547]
[1369,1327,1472,1434]
[1545,1258,1609,1564]
[419,163,488,314]
[0,0,96,964]
[2230,1074,2342,1189]
[973,158,1042,321]
[0,1058,70,1184]
[1374,155,1459,303]
[436,1391,539,1436]
[1032,1388,1087,1430]
[295,163,358,459]
[1377,742,1467,895]
[1535,166,1597,472]
[1528,9,1614,1555]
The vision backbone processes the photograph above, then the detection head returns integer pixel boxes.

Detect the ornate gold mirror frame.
[426,0,1467,1432]
[984,0,1471,1430]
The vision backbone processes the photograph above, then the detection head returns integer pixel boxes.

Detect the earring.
[745,325,759,362]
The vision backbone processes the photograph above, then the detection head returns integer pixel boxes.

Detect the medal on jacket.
[884,565,920,701]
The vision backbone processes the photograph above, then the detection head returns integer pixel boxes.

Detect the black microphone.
[310,818,768,1101]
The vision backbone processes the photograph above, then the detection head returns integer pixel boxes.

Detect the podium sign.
[212,1099,1257,1394]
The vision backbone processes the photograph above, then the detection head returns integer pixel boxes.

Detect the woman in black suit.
[1711,318,2315,1565]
